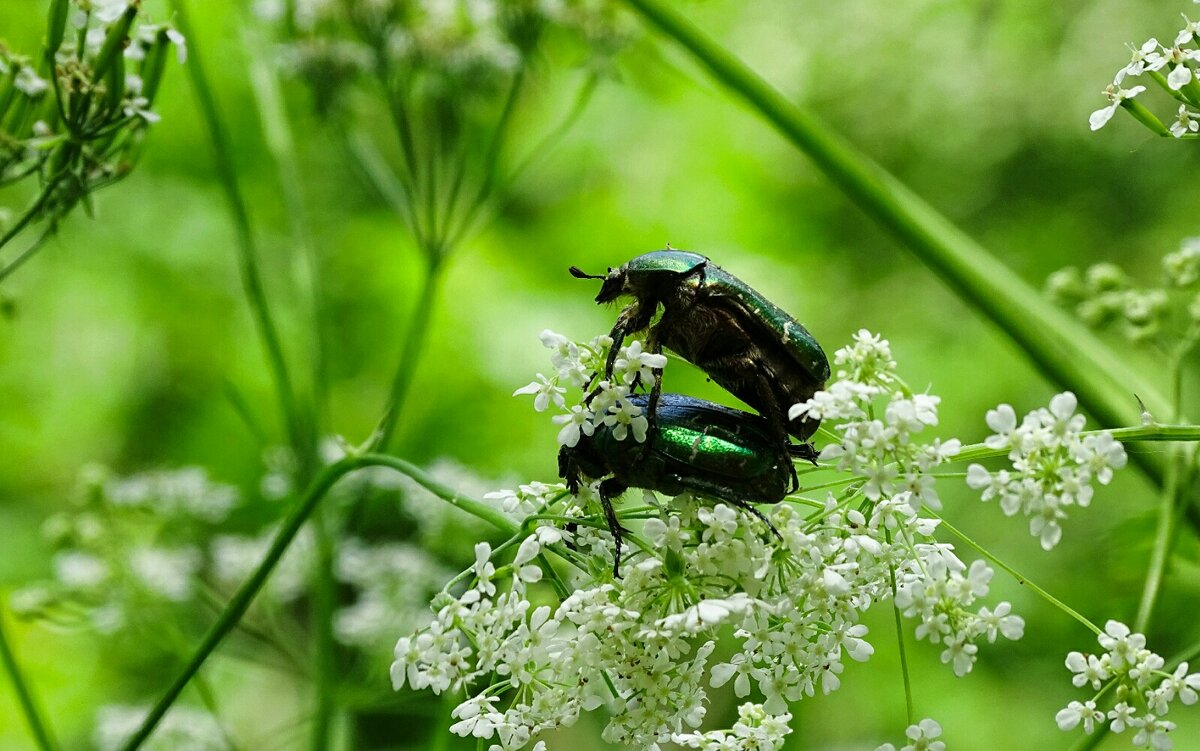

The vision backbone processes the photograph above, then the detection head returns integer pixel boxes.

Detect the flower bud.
[92,4,139,82]
[45,0,70,56]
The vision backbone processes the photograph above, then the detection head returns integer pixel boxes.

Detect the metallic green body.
[622,250,830,384]
[564,393,792,504]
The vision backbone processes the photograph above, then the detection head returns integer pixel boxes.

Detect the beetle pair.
[560,249,830,574]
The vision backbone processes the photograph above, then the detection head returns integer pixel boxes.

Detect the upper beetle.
[559,392,802,576]
[570,249,830,447]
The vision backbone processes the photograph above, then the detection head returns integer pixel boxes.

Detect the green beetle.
[558,392,802,576]
[570,249,830,450]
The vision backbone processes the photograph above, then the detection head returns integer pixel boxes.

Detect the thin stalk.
[1135,342,1192,633]
[372,263,442,451]
[119,452,517,751]
[309,508,336,751]
[444,67,525,244]
[619,0,1176,494]
[445,72,598,251]
[0,185,54,264]
[0,607,58,751]
[884,530,914,726]
[1134,445,1181,632]
[341,126,421,238]
[931,513,1101,636]
[244,21,331,433]
[0,225,56,284]
[169,0,300,451]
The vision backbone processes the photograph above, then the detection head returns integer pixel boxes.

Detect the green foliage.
[3,0,1200,749]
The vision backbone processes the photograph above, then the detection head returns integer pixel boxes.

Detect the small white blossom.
[1170,104,1200,137]
[967,392,1125,549]
[1090,84,1147,131]
[876,718,946,751]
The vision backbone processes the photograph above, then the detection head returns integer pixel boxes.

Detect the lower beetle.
[558,392,805,576]
[570,249,830,451]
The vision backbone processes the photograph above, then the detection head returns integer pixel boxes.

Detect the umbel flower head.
[0,0,184,268]
[391,329,1024,750]
[1089,2,1200,139]
[1057,620,1200,751]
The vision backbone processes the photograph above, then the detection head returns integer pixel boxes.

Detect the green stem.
[309,506,336,751]
[884,530,914,726]
[931,513,1101,636]
[244,20,330,435]
[118,453,516,751]
[619,0,1175,495]
[1135,446,1182,634]
[169,0,300,451]
[445,72,598,251]
[372,263,442,451]
[0,605,59,751]
[948,423,1200,465]
[0,225,56,285]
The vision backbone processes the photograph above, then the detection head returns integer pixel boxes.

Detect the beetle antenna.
[569,266,606,280]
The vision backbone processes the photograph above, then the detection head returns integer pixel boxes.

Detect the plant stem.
[169,0,300,452]
[0,225,55,285]
[0,605,58,751]
[884,528,914,727]
[619,0,1176,493]
[309,508,336,751]
[931,513,1101,636]
[245,21,330,434]
[119,452,516,751]
[372,263,442,451]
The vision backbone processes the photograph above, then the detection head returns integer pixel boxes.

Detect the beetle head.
[569,264,626,304]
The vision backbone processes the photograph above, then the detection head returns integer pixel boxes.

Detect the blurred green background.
[3,0,1200,748]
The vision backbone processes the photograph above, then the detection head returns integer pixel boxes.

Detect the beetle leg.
[603,307,636,381]
[558,446,581,493]
[725,498,782,540]
[598,478,627,578]
[745,362,800,490]
[789,442,821,467]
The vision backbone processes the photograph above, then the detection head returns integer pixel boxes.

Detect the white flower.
[15,67,49,97]
[611,340,667,386]
[877,718,945,751]
[513,373,566,412]
[1090,84,1146,131]
[1056,700,1103,733]
[1170,104,1199,137]
[1117,39,1167,83]
[93,0,133,24]
[602,394,648,443]
[128,546,201,602]
[552,405,595,447]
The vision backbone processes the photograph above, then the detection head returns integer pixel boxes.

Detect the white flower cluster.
[966,392,1127,550]
[93,704,228,751]
[876,718,946,751]
[334,538,455,648]
[210,526,316,604]
[261,0,628,100]
[791,329,961,511]
[894,555,1024,676]
[392,330,1024,750]
[672,703,792,750]
[1090,5,1200,137]
[1057,621,1200,750]
[10,465,241,632]
[102,466,240,522]
[514,329,666,447]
